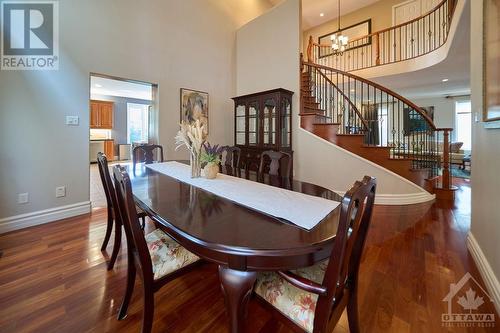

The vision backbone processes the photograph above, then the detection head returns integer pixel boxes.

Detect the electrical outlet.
[56,186,66,198]
[18,193,29,204]
[66,116,79,126]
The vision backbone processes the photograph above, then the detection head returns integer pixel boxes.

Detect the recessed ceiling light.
[442,78,449,82]
[320,13,324,17]
[94,84,103,88]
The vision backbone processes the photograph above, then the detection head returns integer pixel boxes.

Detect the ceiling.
[90,76,153,100]
[269,0,382,30]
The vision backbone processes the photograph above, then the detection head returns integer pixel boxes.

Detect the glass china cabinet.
[232,89,293,172]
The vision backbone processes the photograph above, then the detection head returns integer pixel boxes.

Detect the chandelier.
[331,0,348,55]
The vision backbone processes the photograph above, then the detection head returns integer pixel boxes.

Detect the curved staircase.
[299,0,460,199]
[299,60,456,199]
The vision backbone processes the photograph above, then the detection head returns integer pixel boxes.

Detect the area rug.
[438,166,470,179]
[451,166,470,179]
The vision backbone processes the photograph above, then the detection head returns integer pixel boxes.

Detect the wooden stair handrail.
[309,0,455,50]
[303,61,437,130]
[307,64,369,131]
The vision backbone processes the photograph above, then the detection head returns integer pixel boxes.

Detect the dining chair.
[112,165,202,333]
[133,144,164,173]
[97,152,146,270]
[258,150,292,178]
[222,146,241,169]
[254,176,377,333]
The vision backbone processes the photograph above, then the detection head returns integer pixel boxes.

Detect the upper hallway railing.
[306,0,457,72]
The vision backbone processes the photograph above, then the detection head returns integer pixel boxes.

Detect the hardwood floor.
[0,180,497,333]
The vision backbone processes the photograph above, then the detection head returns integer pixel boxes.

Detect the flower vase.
[203,162,219,179]
[190,151,202,178]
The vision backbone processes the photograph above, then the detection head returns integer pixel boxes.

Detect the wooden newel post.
[375,33,380,65]
[307,36,313,63]
[442,129,451,189]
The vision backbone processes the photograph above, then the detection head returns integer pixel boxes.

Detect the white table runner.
[146,162,340,230]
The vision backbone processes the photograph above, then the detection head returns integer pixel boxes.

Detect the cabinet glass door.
[263,98,277,146]
[281,98,291,147]
[235,104,246,145]
[248,101,259,146]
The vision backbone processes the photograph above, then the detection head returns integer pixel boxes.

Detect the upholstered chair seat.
[254,260,329,332]
[145,229,200,280]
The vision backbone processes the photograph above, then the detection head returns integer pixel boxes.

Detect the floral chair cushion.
[254,260,329,333]
[145,229,200,280]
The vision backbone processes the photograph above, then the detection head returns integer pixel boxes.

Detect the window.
[378,105,388,146]
[127,103,150,144]
[455,100,472,151]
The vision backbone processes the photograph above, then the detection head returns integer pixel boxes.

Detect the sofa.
[392,140,466,166]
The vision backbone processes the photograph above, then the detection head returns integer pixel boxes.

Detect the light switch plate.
[66,116,79,126]
[56,186,66,198]
[18,193,29,204]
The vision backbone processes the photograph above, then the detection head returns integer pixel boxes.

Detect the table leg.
[218,265,257,333]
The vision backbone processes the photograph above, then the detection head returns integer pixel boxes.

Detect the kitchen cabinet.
[104,140,114,161]
[90,100,114,129]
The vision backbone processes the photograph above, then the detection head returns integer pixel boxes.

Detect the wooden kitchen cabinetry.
[104,140,114,161]
[90,100,114,129]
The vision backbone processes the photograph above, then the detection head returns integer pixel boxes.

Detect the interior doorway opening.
[89,73,159,208]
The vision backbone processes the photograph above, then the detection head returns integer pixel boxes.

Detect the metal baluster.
[433,9,436,50]
[417,17,420,56]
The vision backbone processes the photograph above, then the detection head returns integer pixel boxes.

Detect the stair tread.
[303,107,326,113]
[336,133,366,137]
[299,112,328,116]
[313,122,340,126]
[361,145,391,149]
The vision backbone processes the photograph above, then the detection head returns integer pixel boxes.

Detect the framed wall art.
[318,19,371,58]
[180,88,209,131]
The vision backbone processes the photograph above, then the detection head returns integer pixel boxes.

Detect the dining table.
[127,161,343,333]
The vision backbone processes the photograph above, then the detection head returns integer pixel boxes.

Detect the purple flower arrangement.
[201,142,224,165]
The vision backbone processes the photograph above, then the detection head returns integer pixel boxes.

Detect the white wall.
[236,0,432,204]
[468,0,500,312]
[412,97,455,129]
[302,0,402,53]
[237,0,301,97]
[0,0,271,225]
[411,95,471,142]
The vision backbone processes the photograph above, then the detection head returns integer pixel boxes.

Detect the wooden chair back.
[113,165,154,283]
[315,176,376,332]
[222,146,241,168]
[258,150,292,177]
[133,144,164,171]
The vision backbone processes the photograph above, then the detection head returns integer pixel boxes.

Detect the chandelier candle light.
[331,0,348,55]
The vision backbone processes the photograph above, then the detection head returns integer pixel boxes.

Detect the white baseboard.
[467,232,500,315]
[0,201,91,234]
[334,190,435,205]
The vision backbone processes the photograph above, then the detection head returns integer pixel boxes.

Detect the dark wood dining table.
[127,161,343,333]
